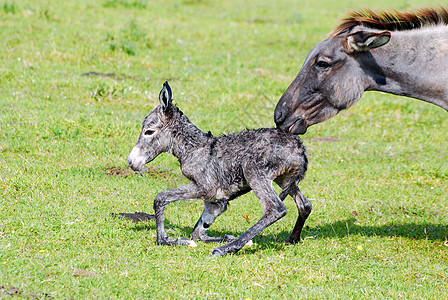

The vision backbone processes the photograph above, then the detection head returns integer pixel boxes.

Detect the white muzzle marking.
[128,146,146,172]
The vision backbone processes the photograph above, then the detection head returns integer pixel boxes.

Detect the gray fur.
[128,82,310,256]
[275,24,448,135]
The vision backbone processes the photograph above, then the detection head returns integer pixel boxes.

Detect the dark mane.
[330,7,448,36]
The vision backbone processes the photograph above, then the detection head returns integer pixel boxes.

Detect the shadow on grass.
[300,218,448,242]
[118,213,447,252]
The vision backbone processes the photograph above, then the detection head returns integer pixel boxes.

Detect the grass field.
[1,0,447,298]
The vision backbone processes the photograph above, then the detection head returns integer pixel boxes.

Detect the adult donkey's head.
[275,7,448,134]
[274,21,391,134]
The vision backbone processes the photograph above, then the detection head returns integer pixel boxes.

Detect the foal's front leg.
[154,183,202,246]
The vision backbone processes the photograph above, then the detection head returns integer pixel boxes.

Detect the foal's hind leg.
[286,184,312,244]
[191,200,236,243]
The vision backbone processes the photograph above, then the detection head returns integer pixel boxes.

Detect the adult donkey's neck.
[362,25,448,110]
[168,112,212,164]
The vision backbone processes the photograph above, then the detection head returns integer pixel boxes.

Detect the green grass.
[1,0,447,298]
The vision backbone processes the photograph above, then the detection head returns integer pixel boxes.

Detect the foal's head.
[128,82,176,172]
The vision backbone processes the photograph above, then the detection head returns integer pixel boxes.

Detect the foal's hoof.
[286,236,301,245]
[211,248,226,257]
[158,237,197,247]
[175,238,197,248]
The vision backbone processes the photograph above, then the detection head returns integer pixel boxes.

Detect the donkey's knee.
[304,202,312,215]
[301,193,312,215]
[278,204,288,219]
[153,195,164,208]
[153,192,169,214]
[268,201,287,220]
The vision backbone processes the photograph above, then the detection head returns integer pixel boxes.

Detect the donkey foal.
[128,82,311,256]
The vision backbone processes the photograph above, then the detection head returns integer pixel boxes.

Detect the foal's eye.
[144,129,155,136]
[315,61,331,69]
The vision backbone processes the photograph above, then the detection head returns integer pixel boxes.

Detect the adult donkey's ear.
[346,30,391,52]
[159,81,172,113]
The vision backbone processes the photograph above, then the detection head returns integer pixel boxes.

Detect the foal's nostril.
[128,147,142,171]
[127,158,134,170]
[128,155,138,171]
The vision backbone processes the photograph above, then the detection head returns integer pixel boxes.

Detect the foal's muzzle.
[128,146,146,172]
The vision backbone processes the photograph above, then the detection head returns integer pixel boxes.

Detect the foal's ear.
[346,30,391,52]
[159,81,172,113]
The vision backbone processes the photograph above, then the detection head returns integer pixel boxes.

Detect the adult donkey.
[274,7,448,134]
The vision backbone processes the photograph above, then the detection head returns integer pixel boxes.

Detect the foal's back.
[210,128,307,182]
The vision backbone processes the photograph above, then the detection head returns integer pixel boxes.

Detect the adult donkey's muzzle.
[274,104,287,127]
[287,118,307,135]
[274,104,307,135]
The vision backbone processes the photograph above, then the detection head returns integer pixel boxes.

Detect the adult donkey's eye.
[316,60,331,69]
[144,129,155,136]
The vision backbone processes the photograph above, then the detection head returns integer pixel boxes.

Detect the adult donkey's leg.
[191,201,236,243]
[286,184,312,244]
[211,177,287,256]
[154,183,202,246]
